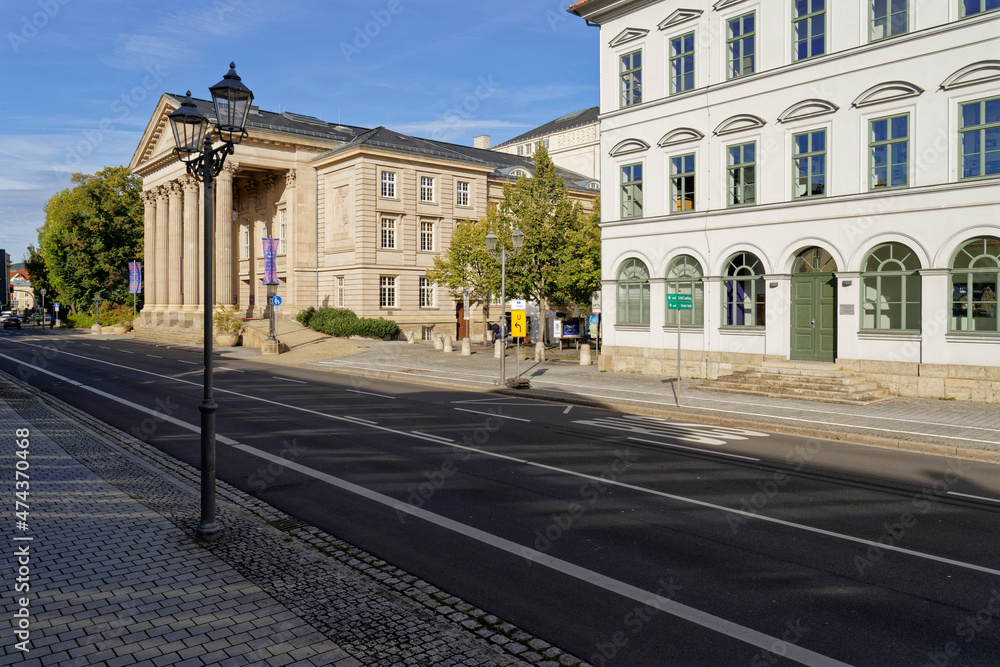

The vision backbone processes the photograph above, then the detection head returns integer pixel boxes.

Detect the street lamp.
[485,227,524,386]
[40,288,46,325]
[168,62,254,542]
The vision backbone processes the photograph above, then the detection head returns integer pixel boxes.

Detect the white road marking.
[347,389,396,399]
[146,354,162,359]
[120,350,134,354]
[272,376,307,384]
[217,367,243,372]
[628,436,760,461]
[410,431,454,444]
[178,360,198,365]
[563,405,573,414]
[948,491,1000,504]
[454,407,530,422]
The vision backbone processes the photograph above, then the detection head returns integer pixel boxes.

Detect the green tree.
[555,196,602,306]
[425,216,499,338]
[35,166,144,314]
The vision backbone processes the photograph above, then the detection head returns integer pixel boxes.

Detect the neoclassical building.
[570,0,1000,400]
[490,106,602,181]
[130,95,596,340]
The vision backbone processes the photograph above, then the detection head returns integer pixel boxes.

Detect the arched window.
[861,242,921,331]
[665,255,703,326]
[616,258,650,326]
[723,252,765,327]
[950,236,1000,332]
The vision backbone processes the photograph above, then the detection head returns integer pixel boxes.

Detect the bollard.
[494,340,503,359]
[443,334,453,353]
[461,337,471,355]
[535,342,546,362]
[405,330,416,344]
[580,343,592,366]
[433,334,444,350]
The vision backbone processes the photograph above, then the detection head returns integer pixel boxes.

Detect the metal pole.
[677,311,681,407]
[499,247,506,387]
[196,134,220,542]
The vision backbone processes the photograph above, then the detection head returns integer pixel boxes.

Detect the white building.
[570,0,1000,401]
[489,106,602,182]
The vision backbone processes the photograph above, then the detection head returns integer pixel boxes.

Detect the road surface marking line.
[232,443,851,667]
[120,350,134,354]
[177,360,198,365]
[7,348,999,578]
[347,389,396,399]
[628,436,760,461]
[272,376,307,384]
[217,367,244,373]
[454,407,530,422]
[947,491,1000,504]
[146,354,162,358]
[563,405,573,414]
[410,431,455,444]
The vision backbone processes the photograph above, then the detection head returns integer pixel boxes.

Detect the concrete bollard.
[461,337,471,355]
[443,334,453,353]
[494,340,503,359]
[534,342,546,362]
[580,343,592,366]
[433,334,444,350]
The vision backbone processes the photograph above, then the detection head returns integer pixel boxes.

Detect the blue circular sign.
[272,295,282,306]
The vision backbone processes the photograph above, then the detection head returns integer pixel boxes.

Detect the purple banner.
[128,261,142,294]
[262,238,279,284]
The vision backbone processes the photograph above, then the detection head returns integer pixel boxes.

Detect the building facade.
[130,97,596,341]
[570,0,1000,400]
[490,107,603,182]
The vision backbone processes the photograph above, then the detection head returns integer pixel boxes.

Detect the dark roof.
[494,107,599,148]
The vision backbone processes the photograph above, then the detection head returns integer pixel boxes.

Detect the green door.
[790,273,836,362]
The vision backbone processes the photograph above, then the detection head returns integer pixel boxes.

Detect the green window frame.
[670,154,695,213]
[950,237,1000,333]
[960,97,1000,180]
[792,0,826,62]
[793,129,826,198]
[670,32,695,94]
[665,255,704,327]
[871,0,907,41]
[727,12,755,79]
[727,142,756,206]
[869,113,909,190]
[962,0,1000,17]
[723,252,766,327]
[620,50,642,108]
[621,163,643,219]
[617,258,650,326]
[861,242,922,331]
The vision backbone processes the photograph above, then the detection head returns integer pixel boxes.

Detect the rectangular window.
[336,276,345,308]
[670,154,695,213]
[727,142,757,206]
[420,221,434,251]
[456,181,469,206]
[960,97,1000,179]
[670,33,695,94]
[792,129,826,198]
[380,171,396,198]
[962,0,1000,16]
[419,277,435,308]
[727,12,755,79]
[793,0,826,61]
[620,50,642,107]
[870,114,909,189]
[516,145,523,156]
[241,223,250,260]
[278,209,287,254]
[381,218,396,249]
[420,176,435,202]
[620,163,643,219]
[379,276,396,308]
[871,0,907,40]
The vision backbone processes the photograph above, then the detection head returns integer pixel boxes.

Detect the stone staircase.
[695,361,890,405]
[127,325,205,347]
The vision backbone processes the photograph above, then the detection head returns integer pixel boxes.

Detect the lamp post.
[485,227,524,387]
[40,288,46,325]
[168,63,254,541]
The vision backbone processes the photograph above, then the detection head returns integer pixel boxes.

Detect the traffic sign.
[511,299,527,311]
[666,294,694,310]
[591,291,602,314]
[511,310,527,338]
[272,295,282,306]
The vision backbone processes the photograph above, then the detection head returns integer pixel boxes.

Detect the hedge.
[296,307,399,339]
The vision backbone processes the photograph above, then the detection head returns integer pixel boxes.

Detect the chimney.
[474,135,491,149]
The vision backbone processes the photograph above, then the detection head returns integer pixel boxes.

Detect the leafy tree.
[555,196,602,307]
[35,166,144,314]
[426,215,500,338]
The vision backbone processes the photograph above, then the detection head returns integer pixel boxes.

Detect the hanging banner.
[128,261,142,294]
[262,238,279,284]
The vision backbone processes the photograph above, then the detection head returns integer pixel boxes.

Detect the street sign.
[54,303,60,311]
[511,298,527,311]
[272,295,282,306]
[666,293,694,309]
[463,290,470,320]
[511,310,526,338]
[591,291,602,314]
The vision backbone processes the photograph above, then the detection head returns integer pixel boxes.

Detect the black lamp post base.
[195,523,222,541]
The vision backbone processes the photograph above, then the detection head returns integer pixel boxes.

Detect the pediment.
[777,99,840,123]
[712,0,748,10]
[658,9,703,31]
[609,138,650,157]
[852,81,923,108]
[657,127,704,147]
[713,114,766,136]
[129,94,180,173]
[609,27,649,48]
[941,60,1000,90]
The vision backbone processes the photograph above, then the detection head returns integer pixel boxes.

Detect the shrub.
[299,307,399,339]
[296,306,316,327]
[66,313,95,329]
[352,317,400,339]
[98,302,137,328]
[213,304,245,334]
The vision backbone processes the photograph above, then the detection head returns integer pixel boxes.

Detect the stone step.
[733,365,848,379]
[728,371,874,387]
[128,326,204,347]
[695,384,890,405]
[696,363,891,405]
[714,376,884,393]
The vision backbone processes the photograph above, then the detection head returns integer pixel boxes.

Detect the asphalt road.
[4,328,1000,666]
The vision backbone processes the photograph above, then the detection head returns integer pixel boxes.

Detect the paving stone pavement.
[0,373,587,667]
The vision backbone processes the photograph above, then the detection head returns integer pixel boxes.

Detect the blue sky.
[0,0,598,265]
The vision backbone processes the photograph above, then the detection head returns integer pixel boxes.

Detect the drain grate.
[269,516,306,531]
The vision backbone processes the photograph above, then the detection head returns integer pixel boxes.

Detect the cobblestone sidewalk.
[0,374,587,667]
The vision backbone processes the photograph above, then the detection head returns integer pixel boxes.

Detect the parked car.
[3,315,21,329]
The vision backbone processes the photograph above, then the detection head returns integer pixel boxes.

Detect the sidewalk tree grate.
[269,516,307,531]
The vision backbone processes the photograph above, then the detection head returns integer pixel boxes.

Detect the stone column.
[182,175,200,319]
[140,190,156,321]
[154,186,169,318]
[215,162,237,307]
[167,181,184,320]
[196,179,206,328]
[284,169,297,307]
